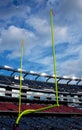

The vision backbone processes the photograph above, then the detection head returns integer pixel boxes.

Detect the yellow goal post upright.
[18,39,24,116]
[50,9,59,106]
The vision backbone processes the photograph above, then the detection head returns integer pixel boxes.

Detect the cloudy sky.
[0,0,82,78]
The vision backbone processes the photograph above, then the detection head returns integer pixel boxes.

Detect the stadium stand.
[0,66,82,129]
[0,116,82,130]
[0,102,82,113]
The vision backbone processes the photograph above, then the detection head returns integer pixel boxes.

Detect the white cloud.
[44,40,51,47]
[55,26,68,43]
[0,25,36,58]
[35,56,53,65]
[0,0,82,77]
[26,16,50,34]
[73,0,82,10]
[7,50,20,59]
[56,42,82,77]
[59,58,82,77]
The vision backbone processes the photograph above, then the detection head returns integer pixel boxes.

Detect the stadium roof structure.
[0,65,82,85]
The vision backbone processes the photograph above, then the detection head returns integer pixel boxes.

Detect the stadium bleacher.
[0,116,82,130]
[0,66,82,130]
[0,102,82,113]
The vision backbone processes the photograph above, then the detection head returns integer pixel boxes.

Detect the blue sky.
[0,0,82,77]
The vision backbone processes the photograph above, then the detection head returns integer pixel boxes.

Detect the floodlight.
[63,76,69,79]
[72,76,77,80]
[4,65,13,69]
[52,74,56,78]
[40,72,48,76]
[18,68,26,72]
[30,70,37,74]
